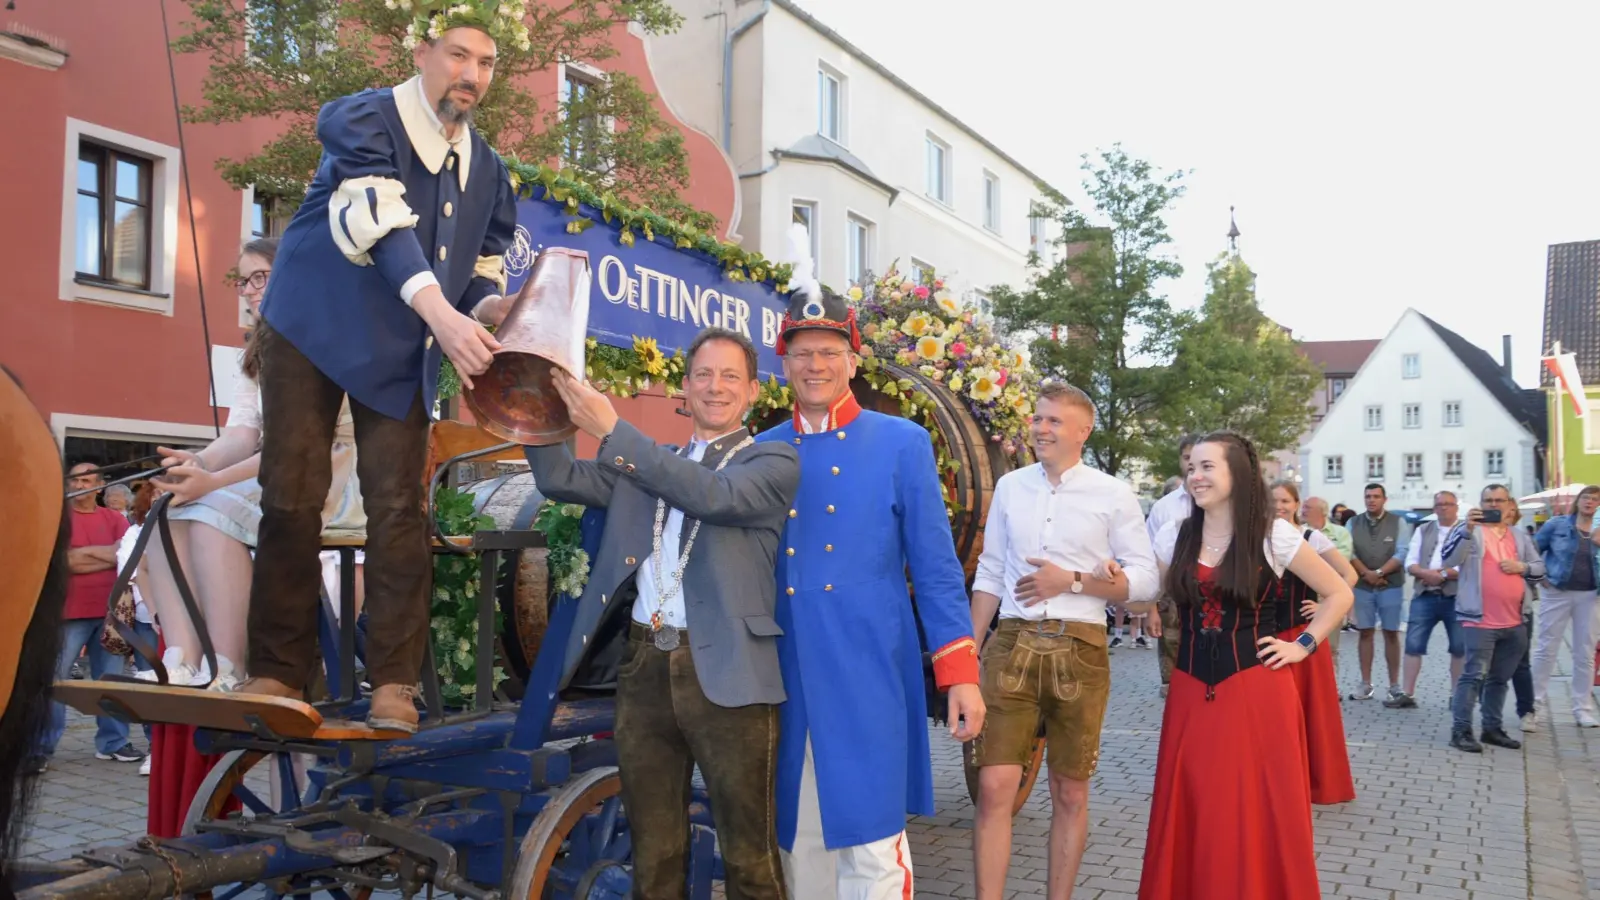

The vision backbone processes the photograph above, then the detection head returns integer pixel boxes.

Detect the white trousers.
[1532,585,1599,716]
[780,736,914,900]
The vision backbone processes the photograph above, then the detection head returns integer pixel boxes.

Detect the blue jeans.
[1514,611,1535,718]
[1353,585,1404,631]
[1405,591,1464,657]
[36,618,132,757]
[1452,624,1528,734]
[126,621,160,745]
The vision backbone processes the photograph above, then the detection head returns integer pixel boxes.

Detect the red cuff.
[931,637,979,688]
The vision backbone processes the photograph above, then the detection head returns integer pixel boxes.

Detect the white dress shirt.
[633,427,746,629]
[1145,484,1192,546]
[973,461,1161,624]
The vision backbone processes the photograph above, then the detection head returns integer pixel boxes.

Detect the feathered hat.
[776,221,860,356]
[394,0,533,52]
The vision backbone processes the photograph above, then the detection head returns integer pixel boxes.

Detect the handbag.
[100,589,137,657]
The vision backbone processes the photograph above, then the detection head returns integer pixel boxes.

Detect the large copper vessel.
[463,247,592,445]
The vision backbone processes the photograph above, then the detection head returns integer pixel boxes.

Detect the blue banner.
[506,197,790,382]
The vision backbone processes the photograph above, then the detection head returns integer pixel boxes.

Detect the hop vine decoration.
[429,483,506,706]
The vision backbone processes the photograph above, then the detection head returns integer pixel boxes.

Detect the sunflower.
[633,336,667,377]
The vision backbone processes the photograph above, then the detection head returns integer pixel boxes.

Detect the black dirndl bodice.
[1176,563,1284,697]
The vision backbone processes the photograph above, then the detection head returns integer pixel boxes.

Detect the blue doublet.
[259,77,518,421]
[756,409,976,851]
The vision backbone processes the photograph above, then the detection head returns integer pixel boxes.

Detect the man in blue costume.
[757,282,986,898]
[235,1,525,734]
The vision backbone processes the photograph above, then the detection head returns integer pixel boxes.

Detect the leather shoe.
[1450,729,1482,753]
[1480,728,1522,750]
[231,676,300,700]
[367,683,420,734]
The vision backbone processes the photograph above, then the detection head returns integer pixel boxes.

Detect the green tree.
[990,144,1188,478]
[1158,253,1321,465]
[174,0,715,230]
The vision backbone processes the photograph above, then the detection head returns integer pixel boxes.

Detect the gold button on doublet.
[438,246,448,261]
[788,509,797,518]
[625,464,636,473]
[831,466,840,475]
[446,155,456,170]
[836,431,846,440]
[625,556,636,566]
[826,504,835,513]
[614,456,625,465]
[425,335,434,349]
[786,548,795,556]
[443,201,454,217]
[786,587,795,596]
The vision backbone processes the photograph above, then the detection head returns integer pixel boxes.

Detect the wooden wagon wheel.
[182,748,373,900]
[962,733,1047,816]
[508,766,632,899]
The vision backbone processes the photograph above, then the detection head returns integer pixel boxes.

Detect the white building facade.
[1300,309,1543,513]
[646,0,1057,307]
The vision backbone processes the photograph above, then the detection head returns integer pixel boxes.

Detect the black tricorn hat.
[776,283,861,356]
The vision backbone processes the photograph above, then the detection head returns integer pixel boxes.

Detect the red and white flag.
[1545,352,1587,418]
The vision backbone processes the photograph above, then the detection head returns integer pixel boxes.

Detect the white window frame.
[1324,455,1344,483]
[1443,400,1462,427]
[909,256,934,286]
[1365,454,1385,481]
[845,211,873,286]
[1402,353,1420,379]
[1330,378,1348,402]
[1403,403,1421,429]
[558,61,614,174]
[1444,450,1463,478]
[817,63,846,145]
[1587,400,1600,452]
[1364,404,1383,430]
[982,170,1001,232]
[791,199,820,266]
[1485,449,1506,478]
[60,117,180,315]
[925,132,951,206]
[1404,453,1423,480]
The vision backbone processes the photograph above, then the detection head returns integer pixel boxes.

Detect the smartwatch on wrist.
[1294,631,1317,654]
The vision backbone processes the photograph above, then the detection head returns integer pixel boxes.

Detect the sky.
[785,0,1600,387]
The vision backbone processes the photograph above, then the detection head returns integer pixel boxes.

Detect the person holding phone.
[1442,484,1544,753]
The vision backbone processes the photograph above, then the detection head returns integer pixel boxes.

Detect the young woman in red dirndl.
[1137,432,1354,900]
[1270,480,1358,806]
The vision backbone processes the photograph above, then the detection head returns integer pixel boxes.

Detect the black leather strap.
[101,492,219,689]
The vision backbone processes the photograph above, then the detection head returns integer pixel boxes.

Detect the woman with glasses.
[138,238,365,837]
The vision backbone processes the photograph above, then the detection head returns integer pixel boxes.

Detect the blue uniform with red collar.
[757,393,979,853]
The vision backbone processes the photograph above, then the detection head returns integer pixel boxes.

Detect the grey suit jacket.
[524,418,800,708]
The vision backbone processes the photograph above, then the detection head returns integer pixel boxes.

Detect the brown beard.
[436,85,477,127]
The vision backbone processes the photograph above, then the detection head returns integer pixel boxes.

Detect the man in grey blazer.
[525,326,799,900]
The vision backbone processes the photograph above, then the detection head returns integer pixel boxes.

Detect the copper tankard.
[463,247,592,445]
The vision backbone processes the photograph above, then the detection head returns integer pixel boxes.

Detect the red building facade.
[0,0,739,463]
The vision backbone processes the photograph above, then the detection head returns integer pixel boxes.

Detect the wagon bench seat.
[52,679,410,740]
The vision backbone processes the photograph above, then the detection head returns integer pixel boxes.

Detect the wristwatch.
[1294,631,1318,654]
[1071,571,1083,594]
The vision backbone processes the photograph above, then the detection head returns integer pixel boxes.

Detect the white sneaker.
[133,648,212,687]
[139,756,151,776]
[1577,709,1599,728]
[1521,712,1540,733]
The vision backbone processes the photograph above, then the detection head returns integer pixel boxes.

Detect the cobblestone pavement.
[19,628,1600,899]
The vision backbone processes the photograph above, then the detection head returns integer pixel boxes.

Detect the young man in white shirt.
[1144,434,1198,696]
[969,382,1160,900]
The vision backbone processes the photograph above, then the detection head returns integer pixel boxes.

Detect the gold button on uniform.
[446,156,456,170]
[793,437,802,445]
[425,335,434,349]
[836,431,846,440]
[825,544,833,552]
[438,246,448,261]
[825,585,833,592]
[826,505,835,513]
[831,466,840,475]
[614,456,625,466]
[625,556,636,566]
[786,587,795,596]
[786,548,795,556]
[788,509,797,518]
[443,201,454,217]
[625,464,636,473]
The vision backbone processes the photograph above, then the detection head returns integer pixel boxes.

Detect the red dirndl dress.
[145,637,237,837]
[1273,535,1355,805]
[1138,562,1321,900]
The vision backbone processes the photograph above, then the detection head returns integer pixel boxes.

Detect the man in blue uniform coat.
[236,2,523,733]
[756,281,986,898]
